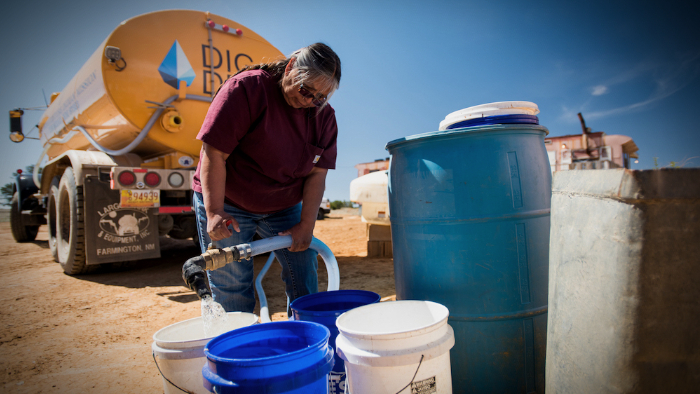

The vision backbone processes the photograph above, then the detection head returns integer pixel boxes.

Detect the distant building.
[545,114,639,173]
[355,115,638,177]
[355,158,390,177]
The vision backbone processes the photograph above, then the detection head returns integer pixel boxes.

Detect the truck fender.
[13,173,40,212]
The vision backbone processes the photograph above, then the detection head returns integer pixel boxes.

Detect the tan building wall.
[355,158,390,177]
[545,132,639,173]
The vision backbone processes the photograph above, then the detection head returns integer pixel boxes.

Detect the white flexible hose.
[32,129,83,187]
[255,253,276,323]
[31,94,212,188]
[248,235,340,322]
[72,94,212,156]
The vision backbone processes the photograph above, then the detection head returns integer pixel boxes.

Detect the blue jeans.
[193,192,318,314]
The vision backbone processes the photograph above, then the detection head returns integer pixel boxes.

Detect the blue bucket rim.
[385,123,549,151]
[202,354,333,392]
[203,321,334,390]
[204,321,330,365]
[202,346,335,394]
[290,290,382,317]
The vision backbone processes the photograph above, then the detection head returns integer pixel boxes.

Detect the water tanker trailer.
[8,10,283,274]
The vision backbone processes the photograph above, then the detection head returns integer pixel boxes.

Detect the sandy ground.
[0,208,395,393]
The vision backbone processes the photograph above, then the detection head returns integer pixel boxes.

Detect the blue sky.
[1,0,699,201]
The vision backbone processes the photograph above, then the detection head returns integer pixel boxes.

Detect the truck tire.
[317,208,325,220]
[47,177,60,262]
[10,192,39,242]
[56,167,88,275]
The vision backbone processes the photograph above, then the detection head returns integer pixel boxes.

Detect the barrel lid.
[439,101,540,131]
[445,114,539,129]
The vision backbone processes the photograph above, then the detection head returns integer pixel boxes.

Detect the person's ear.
[284,57,296,76]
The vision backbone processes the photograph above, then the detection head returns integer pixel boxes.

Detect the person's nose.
[301,95,314,106]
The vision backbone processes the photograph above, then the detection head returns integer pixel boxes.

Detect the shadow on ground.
[31,239,49,249]
[72,236,202,290]
[68,234,393,307]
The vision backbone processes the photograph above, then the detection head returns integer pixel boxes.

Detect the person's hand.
[206,210,239,242]
[279,220,314,252]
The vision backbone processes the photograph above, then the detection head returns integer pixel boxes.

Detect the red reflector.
[118,171,135,186]
[16,169,22,174]
[159,206,193,214]
[133,168,147,173]
[144,172,161,186]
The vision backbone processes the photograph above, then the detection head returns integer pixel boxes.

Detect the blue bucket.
[290,290,381,394]
[202,321,334,393]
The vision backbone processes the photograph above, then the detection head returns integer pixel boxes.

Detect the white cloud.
[562,52,700,122]
[591,85,608,96]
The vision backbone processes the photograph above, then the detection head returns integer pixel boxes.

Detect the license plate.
[120,189,160,208]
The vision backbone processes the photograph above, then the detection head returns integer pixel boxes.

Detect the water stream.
[201,295,230,338]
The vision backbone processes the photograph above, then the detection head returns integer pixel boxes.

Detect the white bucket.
[152,312,258,394]
[335,301,454,394]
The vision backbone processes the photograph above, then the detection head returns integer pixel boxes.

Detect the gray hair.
[288,43,341,98]
[220,43,341,107]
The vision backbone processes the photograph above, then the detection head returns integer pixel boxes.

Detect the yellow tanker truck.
[8,10,284,274]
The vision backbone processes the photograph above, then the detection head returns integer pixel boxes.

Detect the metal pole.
[207,20,215,98]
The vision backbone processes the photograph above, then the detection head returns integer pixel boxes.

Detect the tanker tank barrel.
[13,10,288,273]
[35,10,285,162]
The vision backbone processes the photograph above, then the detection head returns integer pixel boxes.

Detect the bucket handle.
[152,350,195,394]
[394,354,424,394]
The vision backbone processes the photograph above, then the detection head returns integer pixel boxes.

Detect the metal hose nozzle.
[182,255,211,299]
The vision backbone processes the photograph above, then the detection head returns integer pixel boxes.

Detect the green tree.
[0,183,13,206]
[1,165,41,206]
[330,200,353,210]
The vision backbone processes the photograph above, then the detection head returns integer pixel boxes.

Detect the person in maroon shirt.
[192,43,341,313]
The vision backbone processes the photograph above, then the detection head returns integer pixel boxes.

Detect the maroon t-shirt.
[192,70,338,214]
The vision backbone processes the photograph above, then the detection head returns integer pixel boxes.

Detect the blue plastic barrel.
[385,123,551,393]
[202,321,334,393]
[290,290,381,394]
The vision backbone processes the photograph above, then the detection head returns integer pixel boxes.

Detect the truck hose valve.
[202,247,238,270]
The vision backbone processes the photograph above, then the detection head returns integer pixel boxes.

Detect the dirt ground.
[0,208,395,393]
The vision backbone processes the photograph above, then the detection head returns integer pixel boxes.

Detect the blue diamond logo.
[158,40,195,89]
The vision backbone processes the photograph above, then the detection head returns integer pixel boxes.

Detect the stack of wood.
[366,224,392,258]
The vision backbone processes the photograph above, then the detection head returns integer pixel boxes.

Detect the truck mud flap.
[84,176,160,264]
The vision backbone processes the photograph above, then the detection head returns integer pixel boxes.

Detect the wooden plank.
[367,240,393,258]
[366,223,392,241]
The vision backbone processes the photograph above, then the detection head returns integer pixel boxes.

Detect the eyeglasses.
[298,83,327,107]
